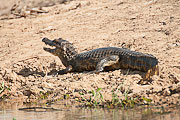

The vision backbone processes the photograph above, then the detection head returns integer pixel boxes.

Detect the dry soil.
[0,0,180,106]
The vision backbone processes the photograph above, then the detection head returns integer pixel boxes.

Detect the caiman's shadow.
[47,68,146,79]
[119,69,153,84]
[17,68,45,77]
[119,69,145,76]
[17,67,148,84]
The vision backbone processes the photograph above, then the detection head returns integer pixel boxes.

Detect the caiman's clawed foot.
[57,65,73,75]
[47,70,59,77]
[47,66,73,76]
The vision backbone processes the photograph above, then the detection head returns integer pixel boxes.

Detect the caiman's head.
[42,37,77,64]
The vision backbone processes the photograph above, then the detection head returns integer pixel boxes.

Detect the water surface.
[0,102,180,120]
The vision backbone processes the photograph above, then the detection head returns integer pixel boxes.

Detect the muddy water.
[0,102,180,120]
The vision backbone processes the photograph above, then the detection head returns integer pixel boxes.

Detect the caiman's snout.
[42,37,55,46]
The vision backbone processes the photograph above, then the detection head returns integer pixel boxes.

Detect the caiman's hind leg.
[144,65,159,79]
[138,65,159,84]
[95,55,119,73]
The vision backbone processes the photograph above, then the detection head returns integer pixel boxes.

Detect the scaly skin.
[42,37,159,80]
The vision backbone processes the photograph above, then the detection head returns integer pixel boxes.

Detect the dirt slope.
[0,0,180,105]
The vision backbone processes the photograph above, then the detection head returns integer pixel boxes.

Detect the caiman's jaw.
[43,47,57,55]
[42,37,61,56]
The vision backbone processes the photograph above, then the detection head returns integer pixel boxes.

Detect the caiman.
[42,37,159,80]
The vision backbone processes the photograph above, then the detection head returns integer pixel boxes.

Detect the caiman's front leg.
[58,65,73,75]
[95,55,119,73]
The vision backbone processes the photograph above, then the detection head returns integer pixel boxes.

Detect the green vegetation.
[0,81,11,99]
[36,91,71,106]
[0,81,5,94]
[77,87,152,108]
[39,91,51,99]
[39,91,70,101]
[111,89,138,108]
[64,94,70,99]
[142,97,152,103]
[77,88,104,107]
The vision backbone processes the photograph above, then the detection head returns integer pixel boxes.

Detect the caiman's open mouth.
[42,37,57,53]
